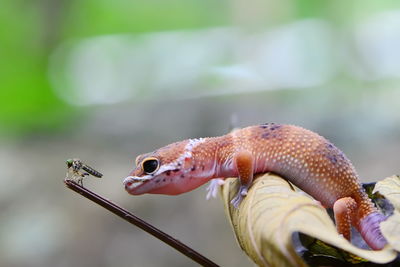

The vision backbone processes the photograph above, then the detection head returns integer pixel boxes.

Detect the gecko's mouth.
[123,176,148,194]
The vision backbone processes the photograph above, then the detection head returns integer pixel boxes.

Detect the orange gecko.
[123,124,387,250]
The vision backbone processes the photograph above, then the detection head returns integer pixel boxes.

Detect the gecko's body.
[123,124,387,250]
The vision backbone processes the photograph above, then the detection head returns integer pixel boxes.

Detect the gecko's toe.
[240,188,248,196]
[230,185,249,208]
[230,194,243,208]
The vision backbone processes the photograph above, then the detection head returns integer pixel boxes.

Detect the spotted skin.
[123,124,387,250]
[334,197,357,240]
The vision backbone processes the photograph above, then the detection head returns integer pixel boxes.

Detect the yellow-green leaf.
[381,212,400,252]
[374,175,400,251]
[374,175,400,211]
[220,173,398,267]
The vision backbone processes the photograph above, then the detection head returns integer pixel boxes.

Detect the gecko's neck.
[185,136,224,180]
[200,135,236,178]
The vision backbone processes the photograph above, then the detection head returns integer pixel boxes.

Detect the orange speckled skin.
[218,124,376,217]
[124,124,387,249]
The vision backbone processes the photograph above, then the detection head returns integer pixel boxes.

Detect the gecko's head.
[123,138,209,195]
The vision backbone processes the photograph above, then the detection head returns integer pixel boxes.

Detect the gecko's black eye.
[142,158,159,174]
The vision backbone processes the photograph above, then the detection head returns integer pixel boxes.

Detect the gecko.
[123,123,388,250]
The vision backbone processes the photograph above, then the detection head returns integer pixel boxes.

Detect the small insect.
[66,158,103,185]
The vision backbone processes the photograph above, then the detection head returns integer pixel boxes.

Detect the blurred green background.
[1,0,400,266]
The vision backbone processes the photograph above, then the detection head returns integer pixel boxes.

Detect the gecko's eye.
[142,158,159,174]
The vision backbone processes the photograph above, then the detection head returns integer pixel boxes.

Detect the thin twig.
[64,179,219,267]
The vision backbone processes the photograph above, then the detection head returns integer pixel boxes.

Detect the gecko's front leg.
[231,150,254,208]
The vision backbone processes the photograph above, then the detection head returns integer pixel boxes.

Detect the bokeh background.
[1,0,400,266]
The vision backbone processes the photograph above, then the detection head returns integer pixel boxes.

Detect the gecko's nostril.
[125,181,133,188]
[123,176,134,187]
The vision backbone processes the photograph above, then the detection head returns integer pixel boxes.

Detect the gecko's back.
[223,124,373,213]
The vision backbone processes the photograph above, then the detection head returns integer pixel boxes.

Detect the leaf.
[220,173,398,267]
[374,175,400,211]
[374,175,400,251]
[381,212,400,252]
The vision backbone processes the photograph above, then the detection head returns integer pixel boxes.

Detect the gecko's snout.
[123,176,133,186]
[123,176,145,192]
[124,180,133,188]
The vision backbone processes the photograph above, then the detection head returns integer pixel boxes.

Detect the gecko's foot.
[206,178,225,200]
[230,185,248,208]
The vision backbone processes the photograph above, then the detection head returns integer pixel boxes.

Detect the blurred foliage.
[65,0,229,35]
[0,0,229,136]
[2,0,400,137]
